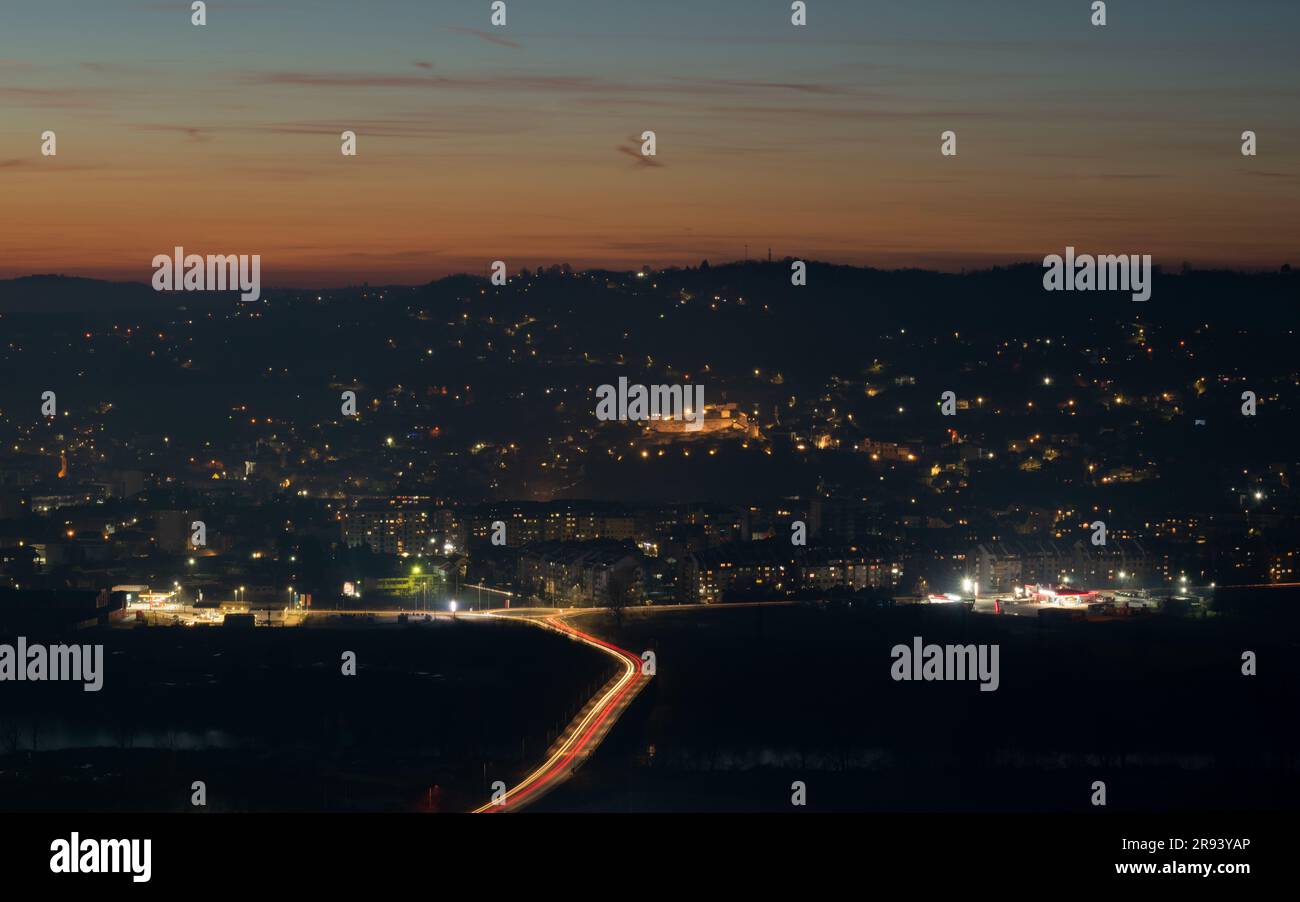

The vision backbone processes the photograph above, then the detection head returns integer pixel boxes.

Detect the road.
[466,601,798,812]
[469,608,648,813]
[309,600,791,812]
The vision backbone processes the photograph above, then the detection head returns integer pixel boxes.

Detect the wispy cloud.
[0,157,101,173]
[81,62,153,76]
[207,110,532,140]
[129,124,213,142]
[1242,170,1299,180]
[674,77,848,95]
[246,69,854,100]
[447,26,523,50]
[616,140,663,168]
[247,71,626,93]
[1086,173,1167,181]
[0,85,111,107]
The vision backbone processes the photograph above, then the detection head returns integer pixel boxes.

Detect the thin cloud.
[246,69,852,99]
[130,124,213,142]
[0,85,111,107]
[0,158,101,173]
[447,26,523,50]
[1087,173,1167,180]
[81,62,152,76]
[227,112,532,140]
[616,142,663,168]
[248,71,609,92]
[674,77,848,95]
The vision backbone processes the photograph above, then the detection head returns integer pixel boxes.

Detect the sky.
[1,0,1298,286]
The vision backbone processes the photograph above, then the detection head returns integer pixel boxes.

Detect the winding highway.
[305,601,792,811]
[470,609,649,813]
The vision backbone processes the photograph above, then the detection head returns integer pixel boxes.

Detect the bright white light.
[449,600,458,613]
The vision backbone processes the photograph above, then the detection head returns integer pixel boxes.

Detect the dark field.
[0,619,614,812]
[4,603,1298,814]
[538,603,1300,812]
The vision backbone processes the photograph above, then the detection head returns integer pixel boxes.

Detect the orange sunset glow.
[2,0,1297,286]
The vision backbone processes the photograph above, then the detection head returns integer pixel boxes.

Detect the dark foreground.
[537,602,1300,812]
[0,618,612,812]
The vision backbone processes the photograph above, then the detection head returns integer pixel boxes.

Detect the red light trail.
[473,612,647,813]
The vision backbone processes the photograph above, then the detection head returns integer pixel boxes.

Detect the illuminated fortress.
[643,403,760,442]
